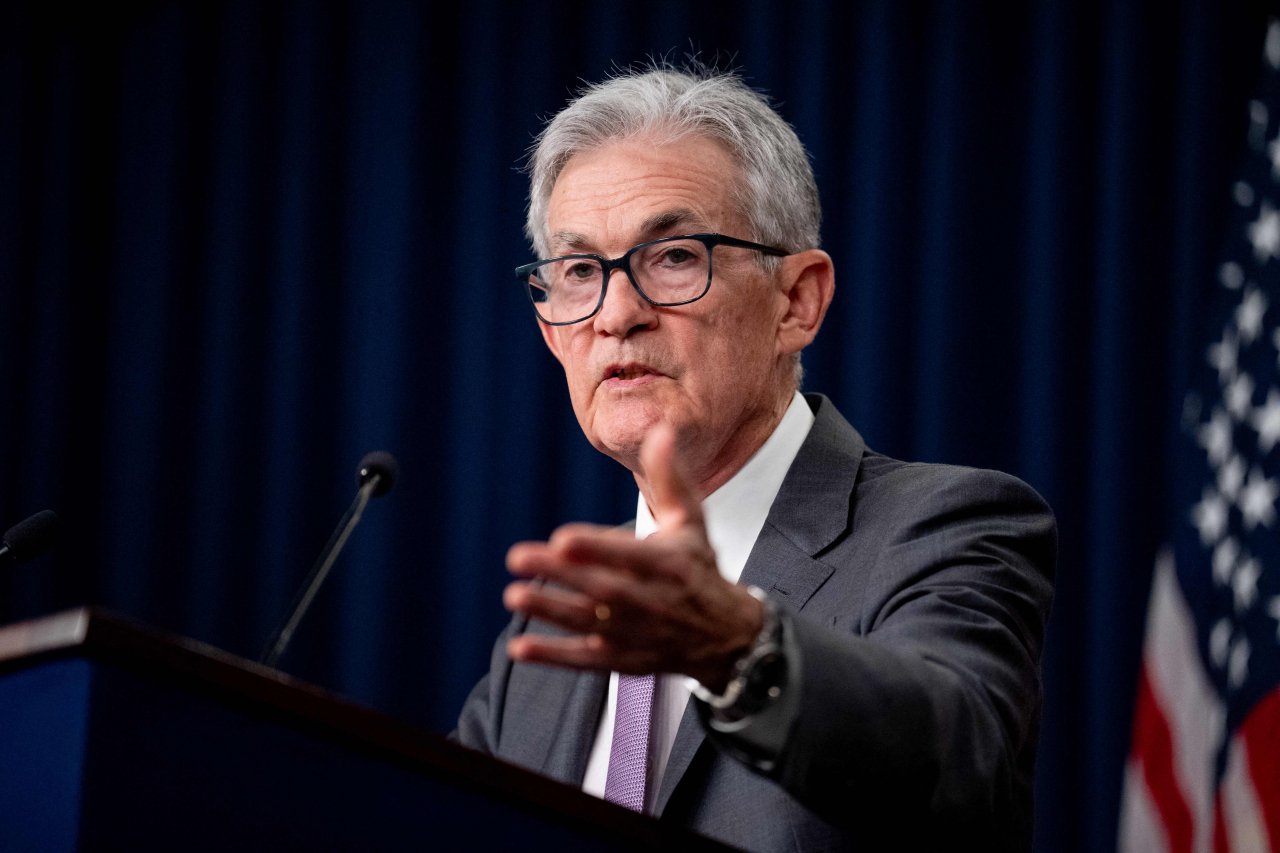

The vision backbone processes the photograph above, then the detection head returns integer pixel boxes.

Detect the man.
[454,65,1055,853]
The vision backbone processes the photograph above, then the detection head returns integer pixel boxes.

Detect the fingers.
[507,542,644,598]
[503,581,635,669]
[507,632,610,670]
[503,581,598,634]
[640,423,705,534]
[507,632,674,675]
[508,526,693,581]
[549,525,684,575]
[547,522,641,556]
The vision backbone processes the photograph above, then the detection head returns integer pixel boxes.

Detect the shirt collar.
[634,391,816,583]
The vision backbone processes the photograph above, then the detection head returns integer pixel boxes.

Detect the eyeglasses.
[515,233,790,325]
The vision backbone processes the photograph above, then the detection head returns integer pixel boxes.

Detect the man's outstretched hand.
[503,424,765,692]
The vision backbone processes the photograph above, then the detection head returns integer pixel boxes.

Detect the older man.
[453,66,1055,853]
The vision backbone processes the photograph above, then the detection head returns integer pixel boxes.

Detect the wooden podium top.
[0,607,736,852]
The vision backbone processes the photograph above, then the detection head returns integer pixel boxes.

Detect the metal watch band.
[687,586,785,720]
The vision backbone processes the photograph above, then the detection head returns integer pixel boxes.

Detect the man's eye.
[660,247,695,265]
[565,262,598,280]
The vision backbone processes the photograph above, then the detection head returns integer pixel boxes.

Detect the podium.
[0,607,732,851]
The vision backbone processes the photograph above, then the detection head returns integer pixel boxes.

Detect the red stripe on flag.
[1240,688,1280,850]
[1132,665,1195,853]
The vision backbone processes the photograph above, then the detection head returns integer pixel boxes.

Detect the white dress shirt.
[581,391,816,813]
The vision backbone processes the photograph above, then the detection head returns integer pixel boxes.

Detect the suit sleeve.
[710,467,1056,846]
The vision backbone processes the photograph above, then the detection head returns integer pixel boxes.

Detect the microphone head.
[356,451,399,498]
[3,510,63,563]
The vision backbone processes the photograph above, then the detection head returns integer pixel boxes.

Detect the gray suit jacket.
[454,394,1056,852]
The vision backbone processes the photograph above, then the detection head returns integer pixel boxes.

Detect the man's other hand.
[503,424,765,691]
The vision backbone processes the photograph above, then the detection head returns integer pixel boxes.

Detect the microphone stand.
[259,475,381,669]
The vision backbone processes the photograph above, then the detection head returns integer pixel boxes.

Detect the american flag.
[1118,21,1280,853]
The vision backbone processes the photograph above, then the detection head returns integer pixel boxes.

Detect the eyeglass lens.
[525,239,711,324]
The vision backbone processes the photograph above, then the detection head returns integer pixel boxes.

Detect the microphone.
[259,452,399,669]
[0,510,63,564]
[356,451,398,497]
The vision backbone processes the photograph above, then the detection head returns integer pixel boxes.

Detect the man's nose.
[592,267,656,338]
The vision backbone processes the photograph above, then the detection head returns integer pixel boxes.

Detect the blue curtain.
[0,1,1271,850]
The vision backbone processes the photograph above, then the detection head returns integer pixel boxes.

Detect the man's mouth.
[601,363,663,385]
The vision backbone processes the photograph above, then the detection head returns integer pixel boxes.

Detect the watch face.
[739,649,787,716]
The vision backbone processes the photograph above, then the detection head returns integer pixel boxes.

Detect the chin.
[588,398,668,462]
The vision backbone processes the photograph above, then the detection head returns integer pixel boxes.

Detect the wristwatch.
[688,586,788,726]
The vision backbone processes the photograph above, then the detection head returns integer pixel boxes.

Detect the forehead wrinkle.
[547,139,738,256]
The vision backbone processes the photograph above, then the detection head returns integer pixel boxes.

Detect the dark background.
[1,1,1272,849]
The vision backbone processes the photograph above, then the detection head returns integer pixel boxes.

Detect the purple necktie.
[603,672,656,812]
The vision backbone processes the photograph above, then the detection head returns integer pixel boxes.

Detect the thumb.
[640,423,705,534]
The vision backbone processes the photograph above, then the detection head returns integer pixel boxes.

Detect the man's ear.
[538,317,566,365]
[776,249,835,357]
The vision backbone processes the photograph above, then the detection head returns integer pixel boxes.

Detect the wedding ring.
[594,603,611,632]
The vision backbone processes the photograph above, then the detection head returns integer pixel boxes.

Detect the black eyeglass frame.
[515,232,791,326]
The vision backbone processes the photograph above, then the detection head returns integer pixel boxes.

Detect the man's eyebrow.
[550,231,591,253]
[638,208,708,238]
[548,209,710,256]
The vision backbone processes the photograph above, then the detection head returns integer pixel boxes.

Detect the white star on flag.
[1248,200,1280,262]
[1218,453,1246,500]
[1232,555,1261,612]
[1225,372,1256,420]
[1198,407,1234,466]
[1235,286,1270,343]
[1238,466,1279,529]
[1269,597,1280,640]
[1270,134,1280,179]
[1193,486,1230,544]
[1251,387,1280,453]
[1207,329,1239,385]
[1212,536,1239,585]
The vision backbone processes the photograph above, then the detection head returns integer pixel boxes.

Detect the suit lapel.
[741,523,836,612]
[766,394,865,557]
[499,618,609,786]
[539,669,609,784]
[655,697,703,815]
[655,395,866,813]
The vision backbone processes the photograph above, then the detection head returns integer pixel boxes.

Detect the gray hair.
[524,63,820,388]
